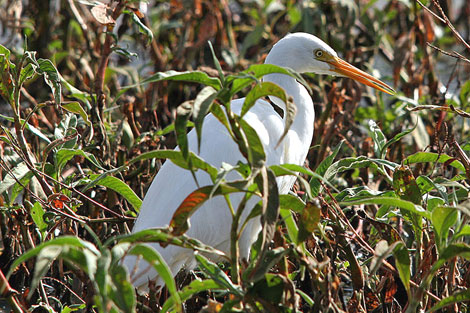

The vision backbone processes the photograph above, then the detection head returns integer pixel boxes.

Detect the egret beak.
[327,56,395,95]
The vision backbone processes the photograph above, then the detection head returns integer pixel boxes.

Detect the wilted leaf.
[169,184,240,236]
[297,202,320,243]
[91,4,115,25]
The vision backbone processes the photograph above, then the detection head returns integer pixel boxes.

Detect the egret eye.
[315,49,324,58]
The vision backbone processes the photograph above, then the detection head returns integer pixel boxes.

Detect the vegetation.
[1,0,470,312]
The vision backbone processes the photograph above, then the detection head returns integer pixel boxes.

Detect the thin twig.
[427,43,470,64]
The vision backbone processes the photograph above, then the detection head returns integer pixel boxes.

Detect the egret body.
[123,33,393,289]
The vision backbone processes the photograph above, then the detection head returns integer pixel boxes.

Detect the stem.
[230,194,249,285]
[0,270,23,313]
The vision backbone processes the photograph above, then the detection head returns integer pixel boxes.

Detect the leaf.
[256,167,280,254]
[29,243,99,297]
[127,149,218,181]
[7,236,100,279]
[393,165,421,204]
[230,64,310,96]
[431,206,458,250]
[31,202,48,235]
[0,162,30,195]
[380,121,417,157]
[87,174,142,211]
[427,288,470,313]
[311,140,344,196]
[127,10,153,44]
[128,244,182,311]
[246,247,288,283]
[161,279,222,312]
[248,273,285,302]
[139,70,221,90]
[207,40,225,85]
[109,265,136,312]
[393,242,411,294]
[114,229,225,257]
[297,202,321,243]
[91,4,115,25]
[175,100,193,162]
[370,240,401,275]
[56,148,103,172]
[405,152,466,172]
[169,184,241,236]
[241,81,287,117]
[37,58,62,105]
[61,101,91,126]
[340,197,431,219]
[454,224,470,240]
[194,253,243,296]
[193,86,218,152]
[368,120,387,158]
[238,117,266,169]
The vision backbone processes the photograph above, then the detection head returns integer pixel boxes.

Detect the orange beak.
[327,56,395,95]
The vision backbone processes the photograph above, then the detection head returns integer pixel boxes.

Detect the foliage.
[1,0,470,312]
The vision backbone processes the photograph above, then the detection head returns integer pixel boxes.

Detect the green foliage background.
[1,0,470,312]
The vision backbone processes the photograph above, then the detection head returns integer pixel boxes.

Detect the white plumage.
[123,33,393,290]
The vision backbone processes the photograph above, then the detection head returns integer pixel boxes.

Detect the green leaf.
[368,120,387,158]
[87,174,142,211]
[109,265,136,312]
[432,206,458,250]
[248,273,285,302]
[255,167,280,256]
[128,11,153,44]
[241,81,287,117]
[207,40,225,85]
[427,289,470,313]
[7,236,100,279]
[61,101,91,126]
[31,202,48,235]
[193,87,218,152]
[340,197,431,219]
[114,229,225,257]
[230,64,310,96]
[37,58,62,104]
[405,152,466,172]
[175,101,193,162]
[393,242,411,294]
[128,244,182,312]
[454,224,470,240]
[139,70,221,90]
[380,121,417,157]
[161,279,222,312]
[195,253,243,296]
[56,148,103,172]
[311,140,344,196]
[238,117,266,169]
[128,150,218,181]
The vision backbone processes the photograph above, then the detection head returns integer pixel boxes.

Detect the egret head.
[265,33,394,94]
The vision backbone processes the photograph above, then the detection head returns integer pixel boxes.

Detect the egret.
[123,32,394,290]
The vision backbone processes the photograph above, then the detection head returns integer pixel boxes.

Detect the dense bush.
[1,0,470,312]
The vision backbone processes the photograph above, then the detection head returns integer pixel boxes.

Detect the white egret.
[123,32,394,290]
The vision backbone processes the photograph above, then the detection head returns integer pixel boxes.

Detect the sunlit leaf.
[139,70,221,90]
[87,174,142,211]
